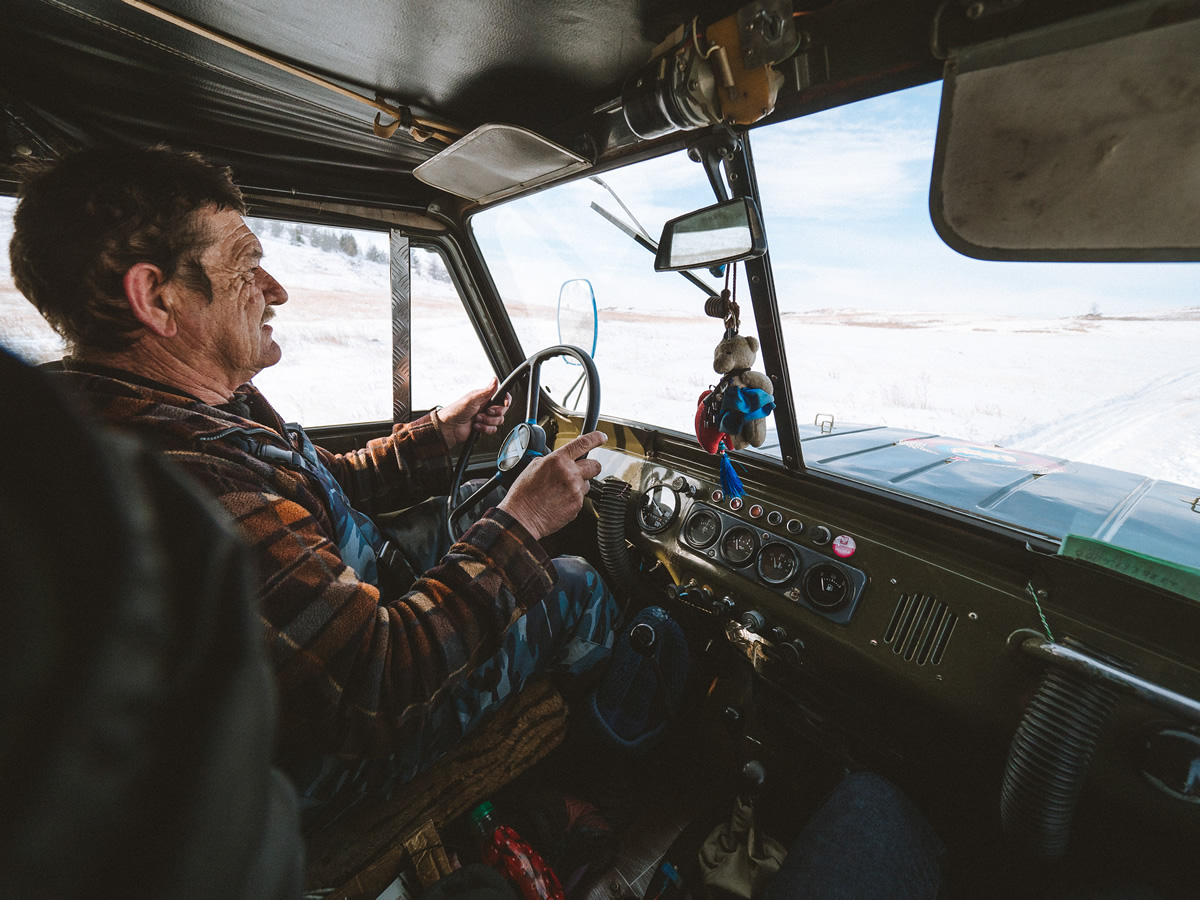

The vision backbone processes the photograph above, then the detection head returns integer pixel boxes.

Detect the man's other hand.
[437,377,511,448]
[499,431,607,540]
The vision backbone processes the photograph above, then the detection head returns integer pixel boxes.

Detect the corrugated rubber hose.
[1000,637,1124,857]
[595,476,642,606]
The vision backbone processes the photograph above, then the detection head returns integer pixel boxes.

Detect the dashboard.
[639,479,870,628]
[588,436,1200,877]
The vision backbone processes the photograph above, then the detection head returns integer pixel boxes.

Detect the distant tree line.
[247,217,386,263]
[246,218,450,281]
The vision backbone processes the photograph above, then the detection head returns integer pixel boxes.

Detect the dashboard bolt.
[966,2,985,19]
[968,612,978,620]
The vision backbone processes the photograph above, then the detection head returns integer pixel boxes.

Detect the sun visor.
[413,124,591,204]
[930,4,1200,261]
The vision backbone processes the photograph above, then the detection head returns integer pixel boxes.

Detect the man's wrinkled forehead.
[196,205,262,265]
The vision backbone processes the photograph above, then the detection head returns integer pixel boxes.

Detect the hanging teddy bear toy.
[695,272,775,498]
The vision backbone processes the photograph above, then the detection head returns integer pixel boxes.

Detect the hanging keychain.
[695,265,774,499]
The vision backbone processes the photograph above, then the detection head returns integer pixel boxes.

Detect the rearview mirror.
[654,197,767,271]
[931,5,1200,261]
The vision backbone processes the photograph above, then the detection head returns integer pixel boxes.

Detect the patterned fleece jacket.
[57,367,556,767]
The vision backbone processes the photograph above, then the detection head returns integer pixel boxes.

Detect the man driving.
[8,146,620,813]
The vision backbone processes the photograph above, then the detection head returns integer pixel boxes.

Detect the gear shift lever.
[698,759,787,898]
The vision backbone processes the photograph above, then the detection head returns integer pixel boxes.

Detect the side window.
[409,245,495,413]
[249,219,392,425]
[254,231,494,424]
[1,203,495,427]
[1,196,67,363]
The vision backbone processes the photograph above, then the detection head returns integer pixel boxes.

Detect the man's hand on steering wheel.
[435,377,512,448]
[446,345,601,544]
[498,431,607,540]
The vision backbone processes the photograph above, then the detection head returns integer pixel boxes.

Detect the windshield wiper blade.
[589,201,718,299]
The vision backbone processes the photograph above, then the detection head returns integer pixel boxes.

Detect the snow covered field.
[2,202,1197,488]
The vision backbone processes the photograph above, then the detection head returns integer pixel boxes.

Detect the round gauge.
[498,422,532,471]
[720,526,760,567]
[683,509,721,549]
[757,542,799,585]
[803,563,852,609]
[637,484,680,534]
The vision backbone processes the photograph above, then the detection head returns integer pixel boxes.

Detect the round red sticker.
[832,535,856,558]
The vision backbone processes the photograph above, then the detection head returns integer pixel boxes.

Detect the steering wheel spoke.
[448,471,506,536]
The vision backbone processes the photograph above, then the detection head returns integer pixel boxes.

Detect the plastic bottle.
[469,801,565,900]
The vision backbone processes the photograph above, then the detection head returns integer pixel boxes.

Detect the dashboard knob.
[671,475,697,496]
[739,610,766,633]
[778,640,805,664]
[712,595,736,616]
[810,525,832,545]
[769,626,788,642]
[671,582,713,605]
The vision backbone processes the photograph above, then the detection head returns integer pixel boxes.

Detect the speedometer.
[637,484,680,534]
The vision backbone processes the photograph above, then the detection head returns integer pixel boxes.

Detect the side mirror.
[654,197,767,271]
[557,278,598,358]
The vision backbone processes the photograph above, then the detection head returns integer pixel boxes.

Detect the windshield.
[755,82,1197,488]
[472,82,1198,491]
[471,152,749,432]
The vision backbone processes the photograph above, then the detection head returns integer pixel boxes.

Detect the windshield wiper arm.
[590,176,655,244]
[589,201,718,299]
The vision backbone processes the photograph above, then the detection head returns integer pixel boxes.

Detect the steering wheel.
[446,345,600,543]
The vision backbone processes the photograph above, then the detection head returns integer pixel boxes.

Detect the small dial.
[757,542,799,585]
[721,526,760,567]
[637,484,680,533]
[683,509,721,549]
[803,563,851,609]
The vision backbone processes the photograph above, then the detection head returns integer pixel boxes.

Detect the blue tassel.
[718,444,745,499]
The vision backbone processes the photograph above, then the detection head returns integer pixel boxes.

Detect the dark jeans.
[295,490,620,821]
[761,772,944,900]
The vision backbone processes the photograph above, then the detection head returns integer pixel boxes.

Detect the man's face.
[172,206,288,390]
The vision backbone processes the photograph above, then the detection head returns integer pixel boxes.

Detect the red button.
[729,497,743,510]
[712,490,724,502]
[749,504,763,518]
[832,535,857,558]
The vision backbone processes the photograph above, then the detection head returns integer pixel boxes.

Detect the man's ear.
[123,263,177,338]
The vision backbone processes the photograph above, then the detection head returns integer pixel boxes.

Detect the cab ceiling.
[2,0,737,205]
[0,0,980,212]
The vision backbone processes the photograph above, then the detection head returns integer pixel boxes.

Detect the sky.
[754,83,1196,318]
[474,81,1195,321]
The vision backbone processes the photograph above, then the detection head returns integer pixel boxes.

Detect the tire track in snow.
[1000,365,1200,484]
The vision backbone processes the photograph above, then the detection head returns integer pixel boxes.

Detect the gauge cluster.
[680,503,866,623]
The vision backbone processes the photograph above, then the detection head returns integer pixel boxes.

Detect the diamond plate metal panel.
[390,231,411,423]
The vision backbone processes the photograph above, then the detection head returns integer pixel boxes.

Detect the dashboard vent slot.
[885,593,957,666]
